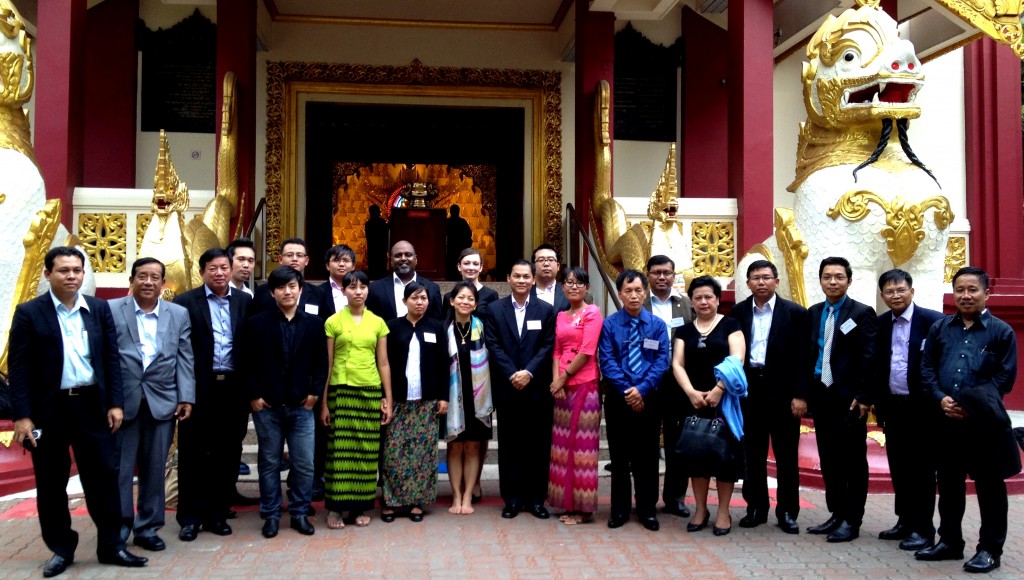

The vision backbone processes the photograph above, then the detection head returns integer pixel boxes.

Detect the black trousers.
[659,374,689,505]
[496,393,553,507]
[741,385,801,519]
[32,387,124,559]
[879,393,937,536]
[177,374,248,527]
[605,393,660,519]
[811,384,868,526]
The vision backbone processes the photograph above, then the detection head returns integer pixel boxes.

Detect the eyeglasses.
[882,287,910,298]
[564,280,586,288]
[748,275,776,283]
[282,252,307,259]
[649,270,674,278]
[534,257,558,264]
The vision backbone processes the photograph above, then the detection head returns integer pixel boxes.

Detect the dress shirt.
[134,298,161,372]
[329,278,348,312]
[923,309,1017,401]
[230,280,254,297]
[406,333,422,401]
[51,291,96,389]
[512,295,530,336]
[205,285,234,372]
[535,282,556,307]
[650,293,675,342]
[597,308,670,398]
[815,294,847,379]
[888,303,914,395]
[393,273,418,318]
[749,294,777,367]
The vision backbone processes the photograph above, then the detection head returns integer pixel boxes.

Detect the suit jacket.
[808,296,879,405]
[249,281,325,320]
[874,303,943,415]
[529,283,570,313]
[9,293,123,425]
[484,296,556,405]
[238,309,328,407]
[172,286,250,398]
[732,294,811,402]
[366,274,443,321]
[319,279,345,318]
[643,293,695,331]
[109,297,196,422]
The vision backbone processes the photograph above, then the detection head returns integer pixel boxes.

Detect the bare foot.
[449,494,463,514]
[460,496,475,514]
[327,511,345,529]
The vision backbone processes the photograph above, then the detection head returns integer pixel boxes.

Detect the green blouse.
[324,307,389,387]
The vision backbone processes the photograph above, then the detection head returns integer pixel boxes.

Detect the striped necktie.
[627,316,643,376]
[822,305,835,387]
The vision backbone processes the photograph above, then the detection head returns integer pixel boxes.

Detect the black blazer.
[9,294,123,425]
[249,281,325,320]
[366,274,443,322]
[529,283,570,313]
[173,286,251,398]
[386,317,449,402]
[484,296,556,405]
[875,303,943,409]
[808,296,879,405]
[732,294,811,402]
[238,309,328,407]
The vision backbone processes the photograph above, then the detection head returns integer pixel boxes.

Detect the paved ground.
[2,475,1023,579]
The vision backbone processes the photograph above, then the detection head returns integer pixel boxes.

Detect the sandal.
[564,513,594,525]
[381,509,396,523]
[557,512,577,522]
[354,514,371,527]
[326,512,345,529]
[409,507,424,523]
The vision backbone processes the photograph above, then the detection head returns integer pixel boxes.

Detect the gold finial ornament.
[931,1,1024,59]
[0,0,35,165]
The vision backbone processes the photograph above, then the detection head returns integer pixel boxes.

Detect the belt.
[214,372,234,381]
[62,384,97,396]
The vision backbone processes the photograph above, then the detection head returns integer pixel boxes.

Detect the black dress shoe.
[501,504,520,519]
[529,505,550,519]
[97,549,148,568]
[132,535,166,551]
[291,516,315,535]
[825,521,859,543]
[226,510,238,520]
[687,512,710,532]
[178,524,199,542]
[777,513,800,535]
[640,516,660,531]
[661,501,691,518]
[899,532,934,551]
[807,515,840,535]
[878,521,910,540]
[202,521,232,536]
[607,514,628,529]
[739,510,768,528]
[915,541,965,561]
[964,550,1000,573]
[262,519,279,538]
[713,524,731,536]
[42,554,72,578]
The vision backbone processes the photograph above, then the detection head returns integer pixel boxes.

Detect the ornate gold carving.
[826,190,954,266]
[137,213,153,254]
[745,243,775,265]
[0,0,35,165]
[207,70,240,248]
[78,213,127,273]
[774,208,810,307]
[932,1,1024,58]
[944,235,968,282]
[691,222,735,278]
[265,59,562,262]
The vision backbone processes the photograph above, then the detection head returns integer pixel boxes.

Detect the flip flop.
[354,514,371,527]
[327,512,345,529]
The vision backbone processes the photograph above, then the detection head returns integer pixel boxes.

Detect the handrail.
[565,202,622,310]
[244,197,267,240]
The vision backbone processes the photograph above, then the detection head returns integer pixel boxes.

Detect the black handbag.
[674,413,731,466]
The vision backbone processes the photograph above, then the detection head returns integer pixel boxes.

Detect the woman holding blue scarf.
[672,276,747,536]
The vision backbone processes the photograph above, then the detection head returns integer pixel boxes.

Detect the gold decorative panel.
[136,213,153,254]
[78,213,127,273]
[944,235,967,282]
[691,222,735,277]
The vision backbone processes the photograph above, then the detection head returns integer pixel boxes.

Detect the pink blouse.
[554,303,603,385]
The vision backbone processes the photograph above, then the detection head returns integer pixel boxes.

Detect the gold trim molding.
[945,235,968,282]
[264,58,563,262]
[933,0,1024,58]
[691,222,735,278]
[79,212,128,273]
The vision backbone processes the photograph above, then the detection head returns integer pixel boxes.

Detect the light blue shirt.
[51,291,96,389]
[815,295,847,379]
[512,295,529,336]
[888,302,914,395]
[205,285,234,372]
[749,294,776,367]
[134,298,161,372]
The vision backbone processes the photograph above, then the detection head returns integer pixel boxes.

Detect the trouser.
[811,384,868,526]
[496,394,553,507]
[117,398,176,539]
[605,393,660,519]
[879,393,937,537]
[253,405,315,519]
[741,386,801,519]
[659,372,689,505]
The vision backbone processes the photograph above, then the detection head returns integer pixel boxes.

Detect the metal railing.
[565,202,622,310]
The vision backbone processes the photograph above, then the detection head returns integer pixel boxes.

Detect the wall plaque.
[139,10,217,133]
[614,23,681,142]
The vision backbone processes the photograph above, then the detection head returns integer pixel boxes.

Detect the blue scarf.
[714,355,748,440]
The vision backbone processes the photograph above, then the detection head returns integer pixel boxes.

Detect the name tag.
[643,338,660,350]
[304,303,319,315]
[840,319,857,334]
[670,317,686,328]
[526,320,542,331]
[920,338,926,351]
[423,332,437,343]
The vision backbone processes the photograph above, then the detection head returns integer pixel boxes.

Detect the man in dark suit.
[484,259,556,519]
[366,240,443,321]
[11,247,147,577]
[530,243,570,313]
[873,268,944,551]
[805,256,878,543]
[249,238,323,319]
[240,266,328,539]
[227,237,256,298]
[732,259,809,534]
[173,248,251,541]
[320,244,355,318]
[110,258,195,552]
[642,254,693,519]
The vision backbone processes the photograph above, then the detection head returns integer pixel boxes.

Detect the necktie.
[627,317,643,376]
[822,305,835,387]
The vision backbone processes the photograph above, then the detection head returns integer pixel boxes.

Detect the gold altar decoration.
[0,0,34,166]
[933,1,1024,58]
[773,208,810,307]
[265,58,562,262]
[944,235,968,282]
[136,213,153,253]
[691,222,735,278]
[332,163,497,273]
[826,190,954,266]
[78,213,127,273]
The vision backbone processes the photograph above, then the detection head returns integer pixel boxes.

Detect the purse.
[674,413,731,467]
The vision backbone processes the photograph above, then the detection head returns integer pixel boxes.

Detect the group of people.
[8,236,1018,576]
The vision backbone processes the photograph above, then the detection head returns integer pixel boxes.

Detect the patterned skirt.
[325,383,382,513]
[547,380,601,513]
[383,400,439,507]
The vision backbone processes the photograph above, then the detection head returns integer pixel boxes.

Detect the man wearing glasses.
[530,244,569,313]
[249,238,324,320]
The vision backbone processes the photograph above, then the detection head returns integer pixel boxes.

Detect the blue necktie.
[627,317,643,376]
[822,305,835,387]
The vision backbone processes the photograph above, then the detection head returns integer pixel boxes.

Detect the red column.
[879,0,899,20]
[35,0,87,226]
[216,0,257,236]
[681,7,728,197]
[727,0,774,251]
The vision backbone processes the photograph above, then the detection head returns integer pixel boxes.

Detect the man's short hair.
[131,257,166,279]
[818,256,852,279]
[878,268,913,291]
[342,270,370,287]
[325,244,356,264]
[227,237,255,261]
[45,246,85,271]
[746,259,779,279]
[952,266,990,290]
[267,265,304,290]
[688,275,722,300]
[199,248,229,271]
[532,243,559,262]
[645,254,675,273]
[509,259,535,276]
[616,269,647,291]
[279,237,308,253]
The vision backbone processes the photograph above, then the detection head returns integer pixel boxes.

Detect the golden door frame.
[264,58,563,262]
